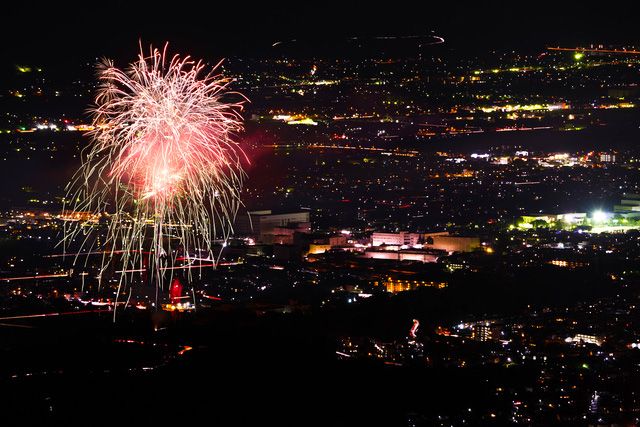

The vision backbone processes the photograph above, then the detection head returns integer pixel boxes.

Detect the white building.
[371,232,421,247]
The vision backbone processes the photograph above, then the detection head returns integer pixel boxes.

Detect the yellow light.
[287,117,318,126]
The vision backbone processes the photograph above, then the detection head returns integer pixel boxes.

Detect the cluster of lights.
[162,301,195,312]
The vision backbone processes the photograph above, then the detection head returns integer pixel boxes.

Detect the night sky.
[2,1,640,64]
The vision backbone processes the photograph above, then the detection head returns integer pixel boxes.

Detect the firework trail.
[63,44,247,314]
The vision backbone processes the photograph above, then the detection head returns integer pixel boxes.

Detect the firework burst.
[64,44,247,312]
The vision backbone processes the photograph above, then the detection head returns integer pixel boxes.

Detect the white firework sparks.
[64,44,247,315]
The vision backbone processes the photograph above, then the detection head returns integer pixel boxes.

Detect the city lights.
[1,4,640,425]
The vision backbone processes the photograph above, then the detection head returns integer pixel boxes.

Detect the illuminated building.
[371,231,480,253]
[373,277,447,293]
[371,231,421,247]
[471,322,502,342]
[329,235,348,247]
[362,248,442,263]
[548,259,589,269]
[422,232,481,253]
[614,193,640,216]
[260,227,297,245]
[599,153,617,163]
[271,114,319,125]
[566,334,604,346]
[236,210,311,242]
[307,243,332,255]
[520,213,586,225]
[161,301,195,312]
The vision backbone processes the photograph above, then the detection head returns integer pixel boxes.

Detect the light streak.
[548,46,640,55]
[0,273,69,282]
[115,263,216,274]
[409,319,419,339]
[44,250,151,258]
[177,345,193,355]
[0,309,111,321]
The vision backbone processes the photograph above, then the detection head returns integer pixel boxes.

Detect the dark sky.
[2,1,640,64]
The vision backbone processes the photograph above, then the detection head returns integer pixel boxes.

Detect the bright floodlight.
[592,210,608,223]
